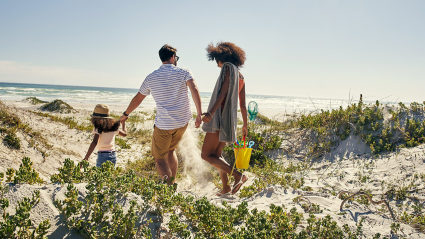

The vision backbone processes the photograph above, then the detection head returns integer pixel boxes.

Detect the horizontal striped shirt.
[139,64,193,130]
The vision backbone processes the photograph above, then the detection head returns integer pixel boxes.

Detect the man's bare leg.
[168,150,178,184]
[155,158,172,184]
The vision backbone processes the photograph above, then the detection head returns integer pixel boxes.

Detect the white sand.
[1,100,424,238]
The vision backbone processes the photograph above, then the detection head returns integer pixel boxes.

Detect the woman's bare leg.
[201,132,244,193]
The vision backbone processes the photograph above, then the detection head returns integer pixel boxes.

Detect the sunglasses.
[175,55,180,61]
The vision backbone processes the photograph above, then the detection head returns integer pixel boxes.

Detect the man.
[121,44,202,185]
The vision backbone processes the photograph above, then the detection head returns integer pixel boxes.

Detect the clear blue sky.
[1,0,424,102]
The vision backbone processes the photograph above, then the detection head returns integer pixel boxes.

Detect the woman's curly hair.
[206,42,246,67]
[91,118,120,134]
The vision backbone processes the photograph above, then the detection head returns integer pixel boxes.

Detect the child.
[83,104,127,167]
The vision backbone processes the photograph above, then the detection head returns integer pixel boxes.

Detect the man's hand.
[195,114,202,128]
[201,112,212,123]
[120,115,128,123]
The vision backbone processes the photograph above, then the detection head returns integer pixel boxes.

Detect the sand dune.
[0,100,424,238]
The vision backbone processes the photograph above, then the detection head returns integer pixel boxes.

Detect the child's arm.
[118,121,127,137]
[83,134,99,161]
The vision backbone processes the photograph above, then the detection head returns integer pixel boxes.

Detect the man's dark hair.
[159,44,177,62]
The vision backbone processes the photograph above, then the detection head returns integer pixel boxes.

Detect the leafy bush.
[222,123,283,167]
[3,131,21,149]
[0,101,52,153]
[51,159,89,184]
[10,157,44,184]
[292,97,425,156]
[240,161,305,198]
[115,137,131,149]
[51,159,368,238]
[0,174,50,238]
[26,97,48,105]
[40,99,74,113]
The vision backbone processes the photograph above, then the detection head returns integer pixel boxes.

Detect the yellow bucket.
[234,148,252,169]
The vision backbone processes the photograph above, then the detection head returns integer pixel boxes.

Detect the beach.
[0,86,424,238]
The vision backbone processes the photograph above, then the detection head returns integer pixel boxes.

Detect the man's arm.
[186,79,202,128]
[120,92,146,122]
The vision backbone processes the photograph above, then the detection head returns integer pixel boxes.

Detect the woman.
[201,42,248,195]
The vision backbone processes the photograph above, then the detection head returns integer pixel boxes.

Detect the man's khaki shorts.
[152,124,188,159]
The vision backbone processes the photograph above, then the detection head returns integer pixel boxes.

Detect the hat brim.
[91,114,114,119]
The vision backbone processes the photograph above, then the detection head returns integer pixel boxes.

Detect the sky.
[0,0,424,102]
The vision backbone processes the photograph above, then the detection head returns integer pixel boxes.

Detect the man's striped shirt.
[139,64,193,130]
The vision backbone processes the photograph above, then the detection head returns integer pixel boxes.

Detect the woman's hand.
[242,124,248,139]
[201,112,212,123]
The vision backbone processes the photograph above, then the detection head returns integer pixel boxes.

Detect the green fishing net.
[248,101,258,121]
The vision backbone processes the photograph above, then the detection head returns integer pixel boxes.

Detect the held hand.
[242,124,248,139]
[120,115,128,123]
[195,114,202,128]
[201,112,212,123]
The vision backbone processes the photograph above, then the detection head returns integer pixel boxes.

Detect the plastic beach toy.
[248,101,258,121]
[234,147,252,169]
[233,138,253,169]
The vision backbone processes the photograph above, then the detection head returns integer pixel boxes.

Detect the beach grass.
[0,100,52,154]
[40,99,75,113]
[25,96,48,105]
[32,111,93,132]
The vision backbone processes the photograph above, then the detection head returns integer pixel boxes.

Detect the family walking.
[83,42,248,195]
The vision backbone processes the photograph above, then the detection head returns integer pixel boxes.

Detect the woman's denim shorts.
[96,151,117,167]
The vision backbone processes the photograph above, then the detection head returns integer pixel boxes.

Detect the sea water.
[0,82,395,120]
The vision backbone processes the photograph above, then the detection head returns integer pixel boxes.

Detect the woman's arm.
[239,84,248,139]
[202,68,230,123]
[83,134,99,161]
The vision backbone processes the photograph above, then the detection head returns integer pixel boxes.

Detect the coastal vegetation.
[289,97,425,157]
[50,159,373,238]
[25,97,48,105]
[40,99,75,113]
[0,100,51,156]
[0,158,50,238]
[0,97,424,238]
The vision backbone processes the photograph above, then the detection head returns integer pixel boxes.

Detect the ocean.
[0,82,376,119]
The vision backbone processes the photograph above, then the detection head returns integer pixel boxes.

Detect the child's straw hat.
[91,104,112,118]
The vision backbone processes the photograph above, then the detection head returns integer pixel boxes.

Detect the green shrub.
[12,157,44,184]
[26,97,48,105]
[0,174,50,238]
[40,99,74,113]
[292,97,425,156]
[1,101,52,152]
[3,131,21,149]
[240,161,305,198]
[115,137,131,149]
[51,160,367,238]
